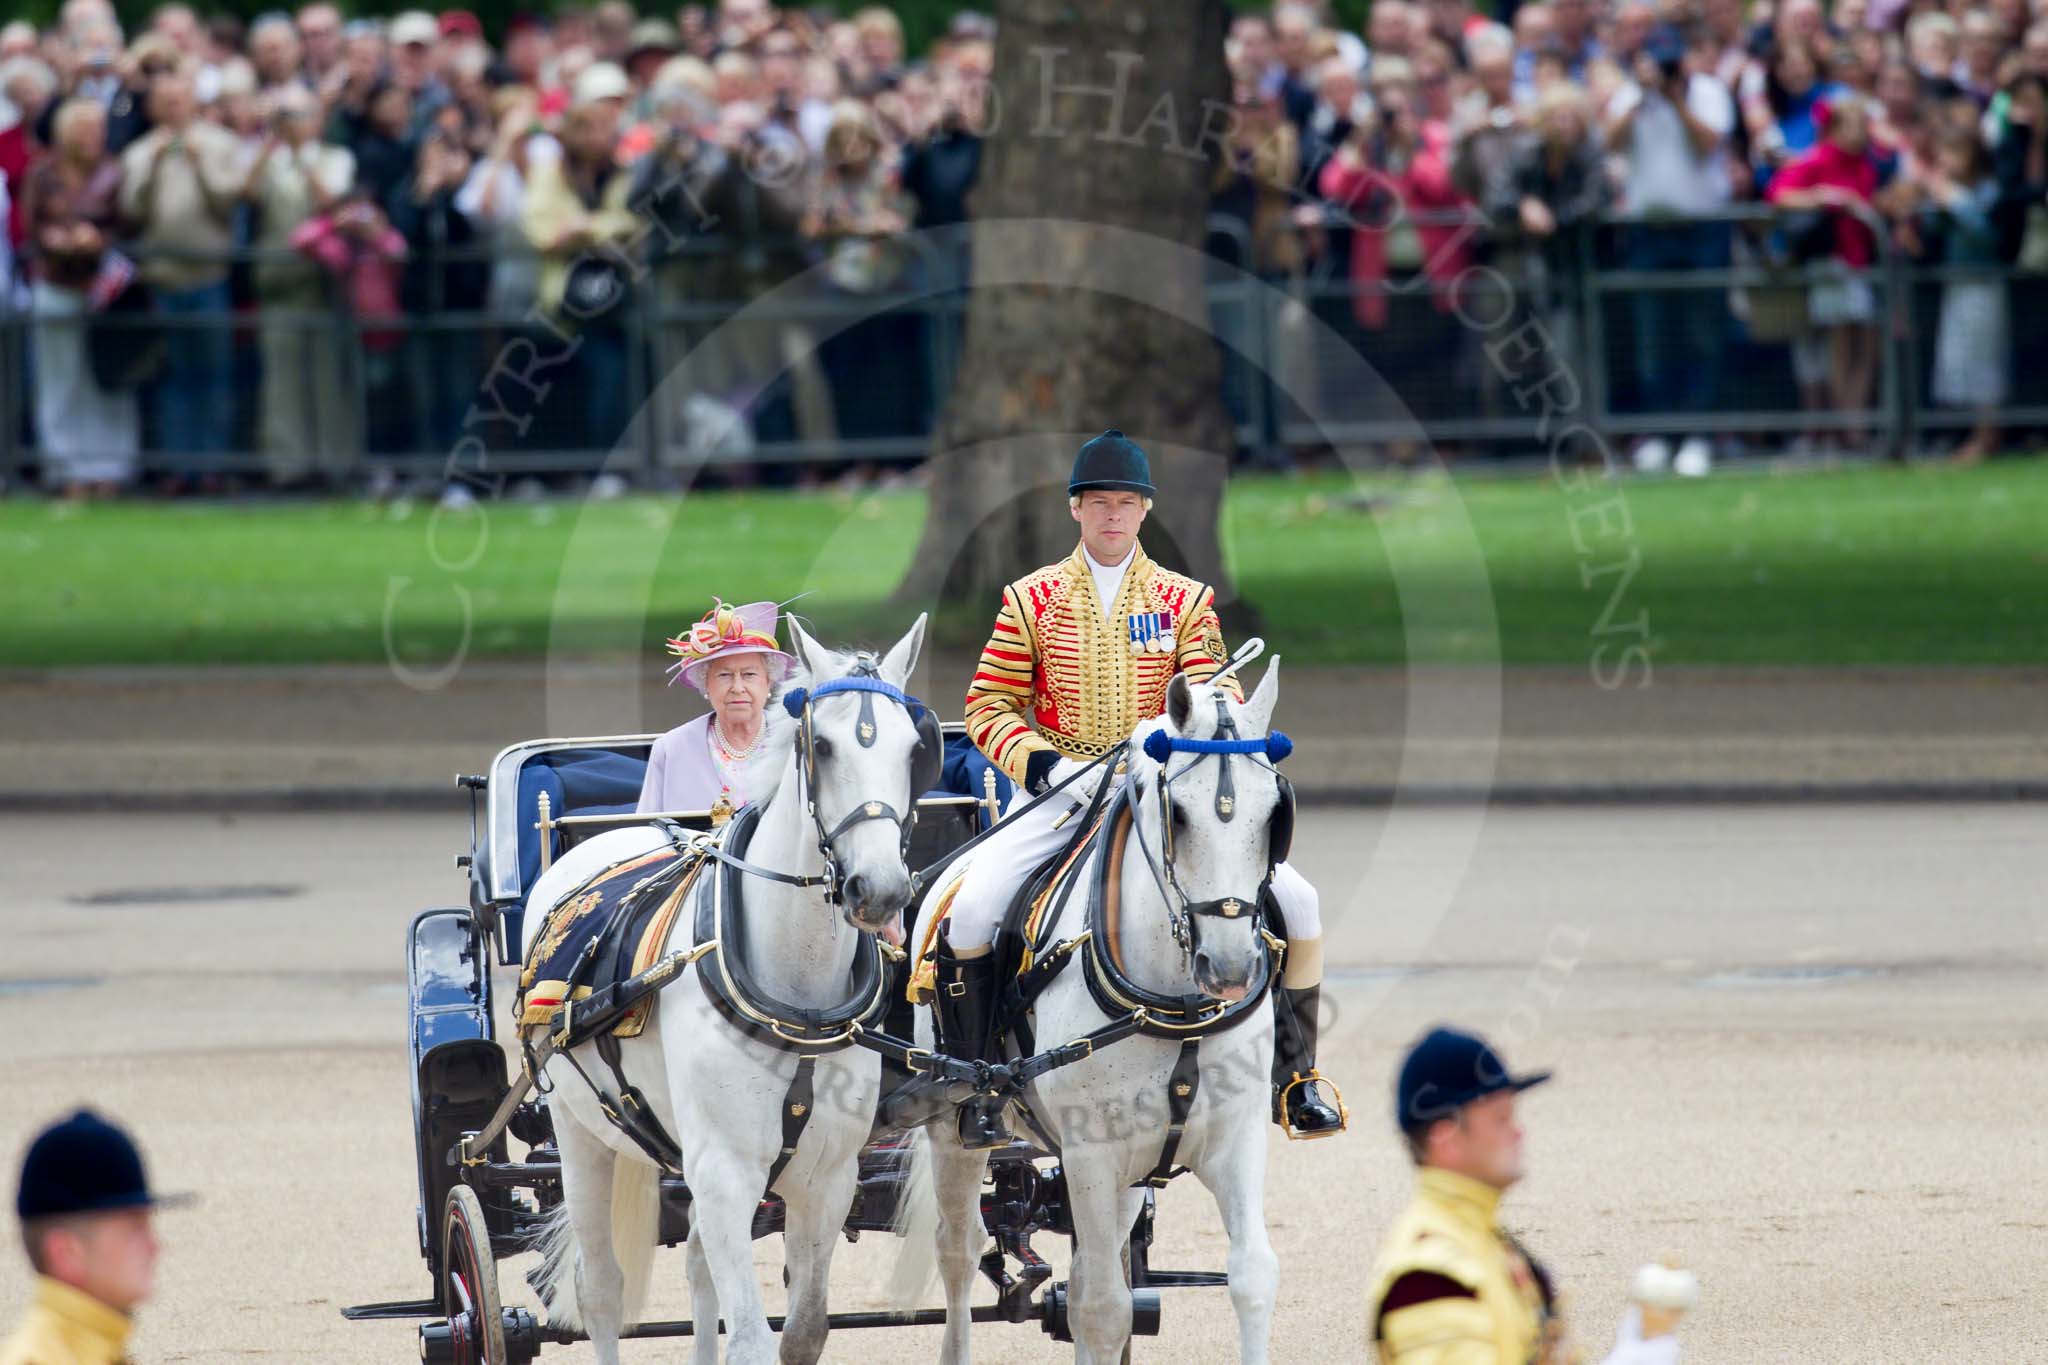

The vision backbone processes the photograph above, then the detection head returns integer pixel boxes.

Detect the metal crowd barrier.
[5,204,2044,483]
[1279,201,1928,454]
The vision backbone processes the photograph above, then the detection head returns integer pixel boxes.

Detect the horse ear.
[785,616,833,681]
[879,612,927,690]
[1243,655,1280,735]
[1166,672,1193,733]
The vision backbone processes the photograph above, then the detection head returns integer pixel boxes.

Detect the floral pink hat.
[663,600,797,694]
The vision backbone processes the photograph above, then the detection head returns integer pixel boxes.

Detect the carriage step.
[1137,1268,1231,1289]
[338,1297,440,1320]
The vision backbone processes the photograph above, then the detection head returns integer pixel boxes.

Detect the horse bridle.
[776,655,939,906]
[1127,693,1295,968]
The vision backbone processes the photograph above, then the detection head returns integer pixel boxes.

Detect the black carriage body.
[408,907,511,1277]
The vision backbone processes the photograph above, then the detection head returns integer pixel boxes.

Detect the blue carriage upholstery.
[496,732,1010,965]
[503,747,648,959]
[943,732,1016,815]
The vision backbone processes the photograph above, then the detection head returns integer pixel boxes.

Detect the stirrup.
[1277,1069,1349,1141]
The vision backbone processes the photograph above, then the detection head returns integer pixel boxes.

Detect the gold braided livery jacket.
[964,542,1240,783]
[1366,1168,1565,1365]
[0,1278,135,1365]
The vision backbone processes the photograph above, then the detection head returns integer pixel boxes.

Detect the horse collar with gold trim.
[1077,787,1277,1040]
[690,803,893,1053]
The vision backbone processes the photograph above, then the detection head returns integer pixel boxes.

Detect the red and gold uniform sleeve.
[1173,585,1243,701]
[964,584,1058,785]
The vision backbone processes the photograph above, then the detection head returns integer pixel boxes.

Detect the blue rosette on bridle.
[1142,730,1292,764]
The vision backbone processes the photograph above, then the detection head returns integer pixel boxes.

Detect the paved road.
[2,805,2043,1361]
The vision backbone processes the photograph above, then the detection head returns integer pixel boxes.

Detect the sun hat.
[389,10,440,47]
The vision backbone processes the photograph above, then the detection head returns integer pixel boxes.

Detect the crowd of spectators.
[1214,0,2048,471]
[0,0,991,495]
[1,0,2044,497]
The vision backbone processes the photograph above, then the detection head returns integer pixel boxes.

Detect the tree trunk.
[896,0,1240,624]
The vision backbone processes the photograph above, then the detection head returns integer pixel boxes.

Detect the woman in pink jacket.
[1765,98,1883,450]
[1315,62,1475,454]
[1316,65,1475,331]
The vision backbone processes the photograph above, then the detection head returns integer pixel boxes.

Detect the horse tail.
[611,1156,661,1329]
[529,1191,583,1330]
[528,1151,662,1331]
[883,1126,939,1312]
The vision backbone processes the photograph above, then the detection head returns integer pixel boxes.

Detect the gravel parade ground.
[2,803,2042,1361]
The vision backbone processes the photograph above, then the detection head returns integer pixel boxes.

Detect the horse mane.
[743,657,812,800]
[746,633,897,800]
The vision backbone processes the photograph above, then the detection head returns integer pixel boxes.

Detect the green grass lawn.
[6,459,2046,668]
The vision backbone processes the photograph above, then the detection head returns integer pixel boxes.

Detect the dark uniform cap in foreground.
[1394,1026,1552,1130]
[15,1110,193,1221]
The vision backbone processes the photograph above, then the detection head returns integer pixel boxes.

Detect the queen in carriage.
[636,599,798,820]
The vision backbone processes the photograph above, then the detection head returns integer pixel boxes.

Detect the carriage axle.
[416,1291,1165,1362]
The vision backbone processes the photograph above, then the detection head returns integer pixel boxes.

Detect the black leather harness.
[991,782,1281,1186]
[688,804,893,1052]
[515,806,895,1192]
[1071,786,1278,1039]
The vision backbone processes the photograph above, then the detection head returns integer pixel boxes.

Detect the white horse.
[894,665,1290,1364]
[522,616,930,1365]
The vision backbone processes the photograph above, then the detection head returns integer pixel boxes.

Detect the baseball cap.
[572,60,630,105]
[390,11,439,47]
[438,10,483,40]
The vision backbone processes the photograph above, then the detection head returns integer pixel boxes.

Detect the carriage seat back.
[506,747,649,956]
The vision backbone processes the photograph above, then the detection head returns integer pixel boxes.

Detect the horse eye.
[813,736,833,760]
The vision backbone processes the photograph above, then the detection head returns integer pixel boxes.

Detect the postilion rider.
[934,428,1346,1149]
[1367,1026,1578,1364]
[3,1110,189,1365]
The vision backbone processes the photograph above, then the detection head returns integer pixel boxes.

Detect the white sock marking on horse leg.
[682,1151,778,1365]
[685,1225,719,1365]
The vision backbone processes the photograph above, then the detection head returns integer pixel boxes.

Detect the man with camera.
[1603,24,1735,478]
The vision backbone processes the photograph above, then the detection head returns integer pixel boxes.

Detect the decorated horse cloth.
[518,843,708,1038]
[915,784,1278,1039]
[905,802,1114,1007]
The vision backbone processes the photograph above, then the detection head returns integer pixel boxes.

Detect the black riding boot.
[1272,984,1347,1138]
[935,940,1013,1151]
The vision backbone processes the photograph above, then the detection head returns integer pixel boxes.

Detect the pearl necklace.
[711,718,760,765]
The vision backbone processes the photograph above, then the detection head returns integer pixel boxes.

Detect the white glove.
[1046,756,1108,803]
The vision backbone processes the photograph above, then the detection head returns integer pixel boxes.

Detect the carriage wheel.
[441,1184,508,1365]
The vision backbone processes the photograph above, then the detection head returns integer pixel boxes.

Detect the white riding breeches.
[940,779,1323,985]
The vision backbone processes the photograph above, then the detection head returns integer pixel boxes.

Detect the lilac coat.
[635,715,756,815]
